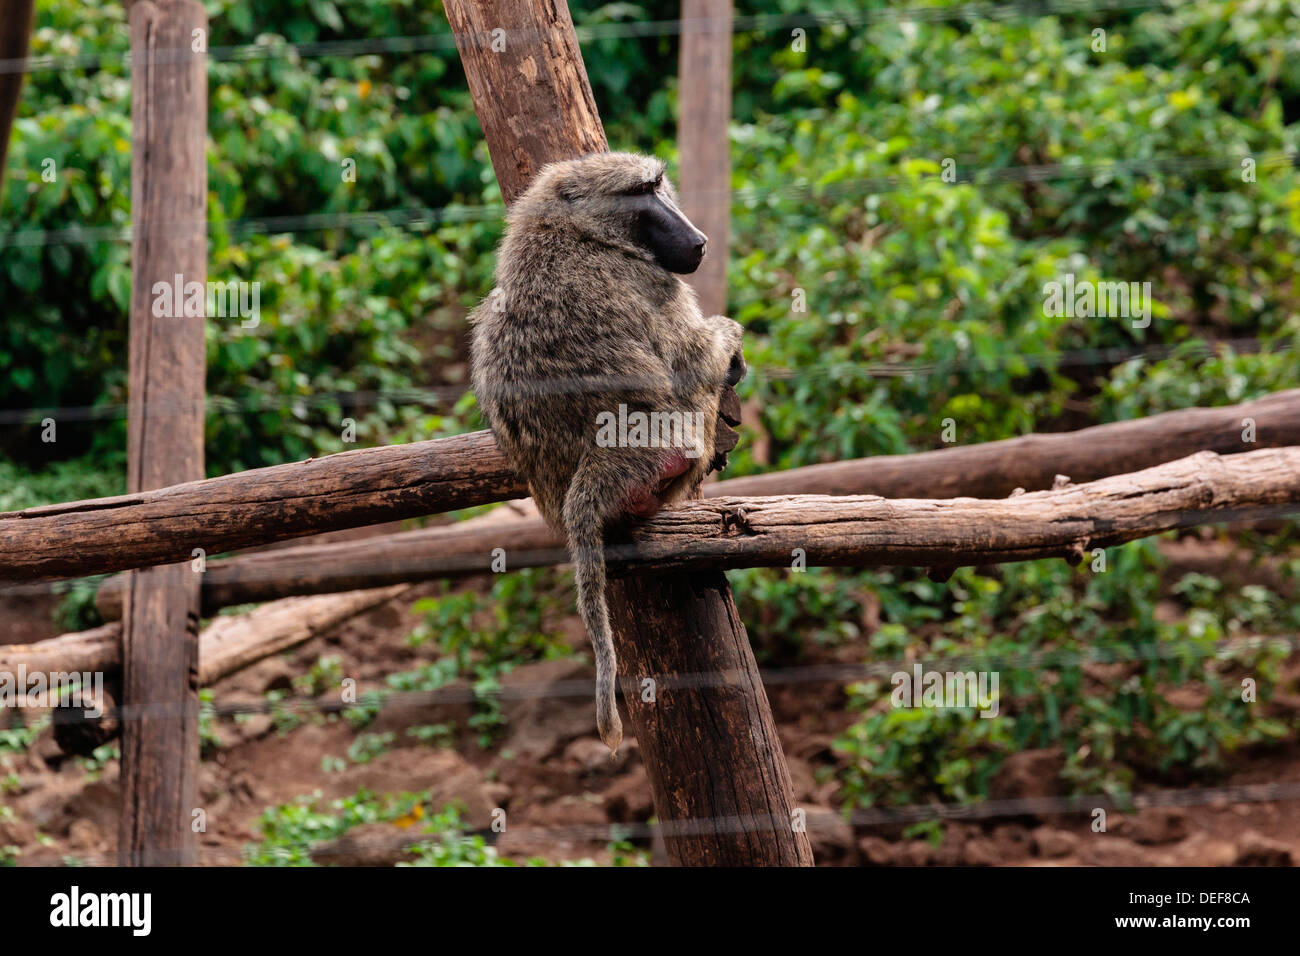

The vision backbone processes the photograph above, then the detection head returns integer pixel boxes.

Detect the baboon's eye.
[627,178,658,196]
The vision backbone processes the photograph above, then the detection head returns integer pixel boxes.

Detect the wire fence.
[14,775,1300,866]
[14,629,1296,724]
[0,334,1282,428]
[0,0,1184,77]
[3,148,1293,250]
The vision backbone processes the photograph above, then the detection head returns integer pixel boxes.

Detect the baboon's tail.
[568,515,623,754]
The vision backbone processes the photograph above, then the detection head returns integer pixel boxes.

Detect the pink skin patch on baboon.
[621,452,691,518]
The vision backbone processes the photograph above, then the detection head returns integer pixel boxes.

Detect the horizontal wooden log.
[610,448,1300,573]
[17,446,1300,682]
[177,518,563,614]
[0,586,407,689]
[11,389,1300,591]
[95,390,1300,614]
[95,446,1300,616]
[0,430,522,582]
[717,387,1300,499]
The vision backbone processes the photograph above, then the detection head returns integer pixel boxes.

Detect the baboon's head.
[516,152,708,274]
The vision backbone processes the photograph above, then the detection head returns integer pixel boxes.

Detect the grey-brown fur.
[470,152,744,753]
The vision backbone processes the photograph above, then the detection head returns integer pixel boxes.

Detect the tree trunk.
[444,0,812,866]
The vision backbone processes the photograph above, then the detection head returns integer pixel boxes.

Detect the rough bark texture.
[90,446,1300,616]
[677,0,732,317]
[598,447,1300,573]
[607,572,814,865]
[0,430,521,581]
[119,0,207,868]
[443,0,606,204]
[18,387,1296,589]
[100,517,564,616]
[0,623,123,676]
[445,0,811,866]
[0,0,34,191]
[197,586,408,685]
[718,387,1300,500]
[91,390,1300,613]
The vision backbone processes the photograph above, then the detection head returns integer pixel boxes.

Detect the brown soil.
[2,539,1297,868]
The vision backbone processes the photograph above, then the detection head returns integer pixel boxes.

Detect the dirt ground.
[2,538,1298,867]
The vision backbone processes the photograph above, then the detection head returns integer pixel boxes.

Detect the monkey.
[469,152,746,754]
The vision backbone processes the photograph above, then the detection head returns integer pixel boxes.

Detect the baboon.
[470,152,746,753]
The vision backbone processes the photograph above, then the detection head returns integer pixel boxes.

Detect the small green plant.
[74,743,119,779]
[198,688,222,755]
[399,568,571,745]
[346,732,395,765]
[341,698,383,730]
[264,690,308,736]
[320,756,347,774]
[295,655,345,697]
[406,724,454,746]
[0,716,49,753]
[244,788,423,867]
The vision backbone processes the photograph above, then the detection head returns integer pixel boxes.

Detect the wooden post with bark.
[119,0,207,867]
[0,0,34,193]
[444,0,812,865]
[677,0,732,317]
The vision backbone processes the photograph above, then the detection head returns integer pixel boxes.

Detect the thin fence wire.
[0,335,1283,427]
[3,148,1293,250]
[16,629,1297,724]
[0,0,1182,78]
[14,773,1300,866]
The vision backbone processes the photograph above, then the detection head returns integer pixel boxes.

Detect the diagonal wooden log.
[717,387,1300,500]
[444,0,811,866]
[0,587,407,696]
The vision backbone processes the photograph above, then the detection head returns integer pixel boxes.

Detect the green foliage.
[396,567,572,744]
[244,787,427,866]
[835,540,1296,808]
[0,717,48,754]
[294,655,345,697]
[244,788,588,866]
[728,565,867,660]
[5,0,1298,808]
[346,731,395,764]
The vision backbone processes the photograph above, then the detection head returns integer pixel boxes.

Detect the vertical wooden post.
[677,0,732,317]
[0,0,35,192]
[119,0,207,866]
[445,0,812,866]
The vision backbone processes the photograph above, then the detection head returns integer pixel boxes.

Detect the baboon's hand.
[706,315,746,387]
[724,348,747,387]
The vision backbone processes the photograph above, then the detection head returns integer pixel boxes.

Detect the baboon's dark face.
[544,155,709,274]
[626,181,708,274]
